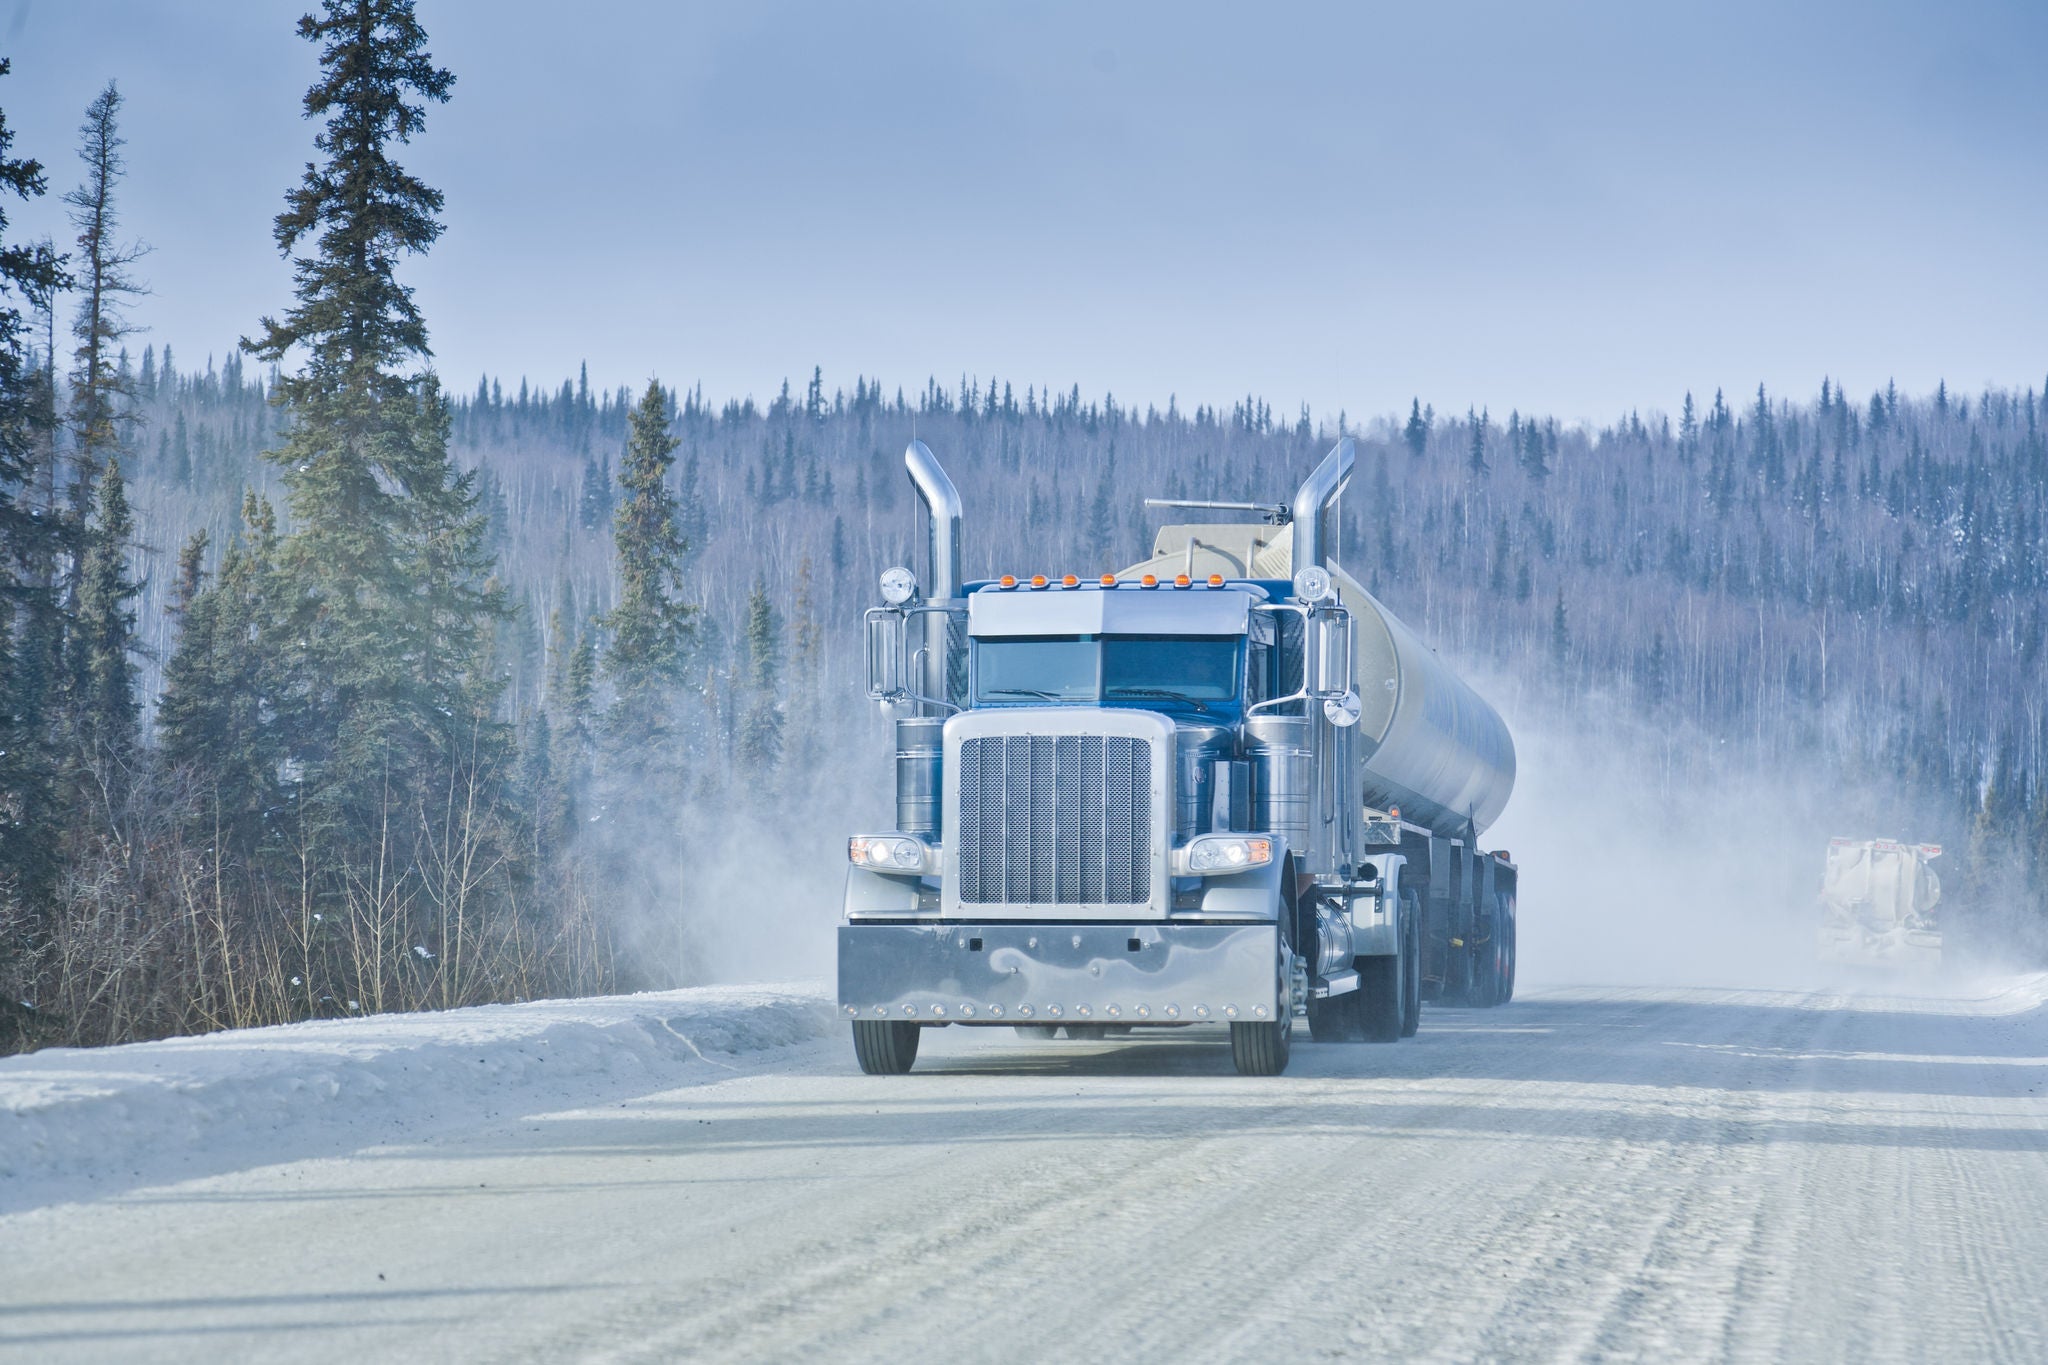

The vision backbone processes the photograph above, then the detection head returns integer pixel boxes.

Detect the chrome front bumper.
[838,922,1281,1025]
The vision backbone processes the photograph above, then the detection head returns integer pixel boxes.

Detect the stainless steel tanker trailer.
[839,438,1519,1075]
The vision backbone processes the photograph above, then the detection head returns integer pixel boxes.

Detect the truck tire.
[1399,889,1422,1037]
[1498,892,1517,1005]
[851,1020,920,1074]
[1357,953,1402,1042]
[1230,923,1294,1076]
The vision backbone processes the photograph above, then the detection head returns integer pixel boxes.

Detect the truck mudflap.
[838,922,1281,1026]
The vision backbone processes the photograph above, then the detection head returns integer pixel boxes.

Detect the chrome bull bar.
[838,922,1282,1025]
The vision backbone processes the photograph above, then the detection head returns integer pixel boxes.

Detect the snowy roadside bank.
[0,984,834,1215]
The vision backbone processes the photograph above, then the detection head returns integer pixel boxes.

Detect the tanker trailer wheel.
[1230,920,1294,1076]
[852,1020,921,1074]
[1399,889,1423,1037]
[1499,892,1518,1005]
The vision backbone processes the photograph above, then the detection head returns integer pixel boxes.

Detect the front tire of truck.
[851,1020,921,1074]
[1230,921,1294,1076]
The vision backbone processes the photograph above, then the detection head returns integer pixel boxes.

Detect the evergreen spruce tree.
[599,380,695,776]
[159,494,285,852]
[738,581,784,770]
[239,0,504,839]
[71,457,139,766]
[1403,399,1427,459]
[63,81,148,499]
[0,59,72,912]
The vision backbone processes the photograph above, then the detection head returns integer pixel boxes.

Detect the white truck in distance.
[1819,837,1943,969]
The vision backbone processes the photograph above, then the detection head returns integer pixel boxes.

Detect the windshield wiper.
[982,687,1069,701]
[1106,687,1211,713]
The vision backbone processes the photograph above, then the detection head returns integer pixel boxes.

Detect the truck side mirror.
[864,608,906,700]
[1306,609,1352,701]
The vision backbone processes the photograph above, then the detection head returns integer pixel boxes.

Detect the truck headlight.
[848,835,936,873]
[1175,835,1274,876]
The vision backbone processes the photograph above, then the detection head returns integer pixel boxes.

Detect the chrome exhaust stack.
[1291,437,1355,572]
[904,439,964,721]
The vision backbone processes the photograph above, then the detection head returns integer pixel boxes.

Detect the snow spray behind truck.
[838,440,1519,1075]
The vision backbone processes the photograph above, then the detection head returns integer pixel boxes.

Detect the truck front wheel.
[1231,924,1294,1076]
[852,1020,921,1074]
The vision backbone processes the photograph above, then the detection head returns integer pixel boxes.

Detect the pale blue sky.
[6,0,2044,423]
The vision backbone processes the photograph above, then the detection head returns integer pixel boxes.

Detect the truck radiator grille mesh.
[956,735,1152,905]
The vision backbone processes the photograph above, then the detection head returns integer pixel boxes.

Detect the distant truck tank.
[1819,838,1942,969]
[838,438,1522,1076]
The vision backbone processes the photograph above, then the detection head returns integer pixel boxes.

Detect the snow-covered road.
[4,978,2046,1363]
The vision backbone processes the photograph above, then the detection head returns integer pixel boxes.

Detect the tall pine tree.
[0,59,72,914]
[599,379,696,778]
[62,81,146,498]
[238,0,503,828]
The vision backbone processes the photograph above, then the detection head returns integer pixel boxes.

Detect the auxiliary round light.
[879,565,918,605]
[1292,564,1333,603]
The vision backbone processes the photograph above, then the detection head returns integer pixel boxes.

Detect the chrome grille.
[956,735,1152,905]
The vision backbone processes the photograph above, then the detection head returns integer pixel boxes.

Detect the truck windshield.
[975,635,1242,711]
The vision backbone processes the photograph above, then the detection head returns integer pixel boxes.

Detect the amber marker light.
[1100,574,1117,586]
[1062,574,1079,587]
[1208,573,1224,587]
[1140,574,1159,587]
[1174,574,1191,587]
[999,574,1017,588]
[1031,574,1048,588]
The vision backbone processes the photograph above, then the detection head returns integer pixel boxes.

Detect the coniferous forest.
[3,2,2046,1051]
